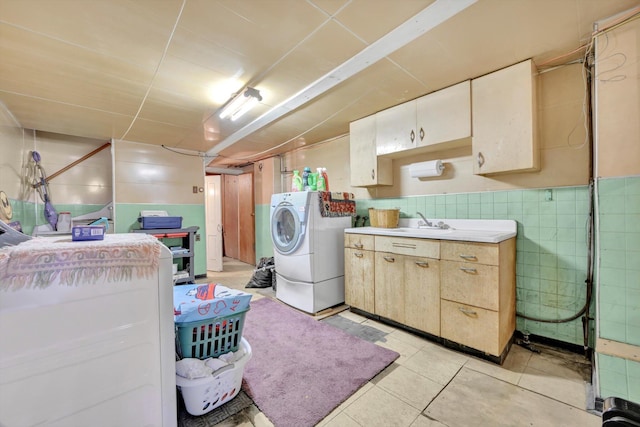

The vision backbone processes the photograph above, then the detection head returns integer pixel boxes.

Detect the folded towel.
[219,347,245,364]
[204,357,228,371]
[176,358,213,379]
[318,191,356,217]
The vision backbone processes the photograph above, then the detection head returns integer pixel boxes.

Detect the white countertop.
[345,219,517,243]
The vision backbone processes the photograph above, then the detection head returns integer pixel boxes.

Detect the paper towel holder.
[409,160,445,178]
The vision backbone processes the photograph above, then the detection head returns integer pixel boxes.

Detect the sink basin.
[395,227,453,235]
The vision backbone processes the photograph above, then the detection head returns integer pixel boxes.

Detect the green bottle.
[292,170,303,192]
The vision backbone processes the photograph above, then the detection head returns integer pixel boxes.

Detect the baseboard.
[515,330,591,359]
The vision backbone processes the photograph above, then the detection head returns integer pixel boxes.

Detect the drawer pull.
[354,243,364,249]
[383,256,395,263]
[392,243,416,249]
[458,307,477,316]
[354,252,364,258]
[415,261,429,268]
[460,267,477,274]
[459,254,477,261]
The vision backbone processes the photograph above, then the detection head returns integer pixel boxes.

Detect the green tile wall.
[598,354,640,402]
[597,176,640,346]
[357,186,591,346]
[255,204,273,262]
[596,176,640,402]
[115,203,206,278]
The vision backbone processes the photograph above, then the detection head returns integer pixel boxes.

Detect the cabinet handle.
[383,256,395,263]
[415,261,429,268]
[419,127,424,141]
[354,243,363,249]
[460,267,477,274]
[410,129,415,143]
[459,254,477,261]
[477,152,485,167]
[458,307,477,316]
[371,169,375,180]
[392,243,416,249]
[354,252,364,258]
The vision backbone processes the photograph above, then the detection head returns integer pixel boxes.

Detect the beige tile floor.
[200,258,601,427]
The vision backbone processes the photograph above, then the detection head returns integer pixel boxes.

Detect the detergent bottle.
[308,172,318,191]
[302,167,311,190]
[291,170,302,192]
[316,168,326,191]
[321,168,330,191]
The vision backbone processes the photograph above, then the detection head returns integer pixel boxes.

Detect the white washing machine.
[270,191,352,313]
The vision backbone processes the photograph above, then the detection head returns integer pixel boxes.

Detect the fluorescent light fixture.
[206,0,477,158]
[219,87,263,121]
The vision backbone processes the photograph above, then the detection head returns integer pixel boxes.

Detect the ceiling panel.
[0,92,133,139]
[0,0,637,168]
[334,0,435,44]
[0,0,182,67]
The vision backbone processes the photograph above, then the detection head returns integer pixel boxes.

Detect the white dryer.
[270,191,351,313]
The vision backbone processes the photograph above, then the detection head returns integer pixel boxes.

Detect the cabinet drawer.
[441,261,499,310]
[345,233,375,250]
[441,299,500,356]
[441,241,498,265]
[375,236,439,258]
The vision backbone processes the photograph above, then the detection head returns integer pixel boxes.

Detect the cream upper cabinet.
[349,114,392,187]
[472,59,539,175]
[376,101,417,156]
[376,81,472,157]
[416,80,471,148]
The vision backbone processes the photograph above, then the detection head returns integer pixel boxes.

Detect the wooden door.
[237,173,255,265]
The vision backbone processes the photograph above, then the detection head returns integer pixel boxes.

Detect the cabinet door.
[376,101,417,156]
[374,251,404,323]
[404,256,440,336]
[441,299,500,356]
[349,115,392,186]
[416,80,471,147]
[472,59,539,175]
[344,248,375,313]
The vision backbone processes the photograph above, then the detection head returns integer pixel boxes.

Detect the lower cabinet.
[404,255,440,336]
[344,232,516,361]
[440,239,516,357]
[344,234,375,313]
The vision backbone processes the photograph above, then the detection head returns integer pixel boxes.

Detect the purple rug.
[241,298,399,427]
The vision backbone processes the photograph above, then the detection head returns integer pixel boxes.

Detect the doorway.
[215,173,255,267]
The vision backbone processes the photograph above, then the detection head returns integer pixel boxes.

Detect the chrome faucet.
[416,212,433,227]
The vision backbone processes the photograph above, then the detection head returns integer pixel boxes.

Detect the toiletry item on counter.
[302,167,311,190]
[316,168,326,191]
[292,170,303,192]
[321,168,329,191]
[308,172,318,190]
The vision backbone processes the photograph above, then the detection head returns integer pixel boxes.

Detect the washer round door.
[271,203,305,254]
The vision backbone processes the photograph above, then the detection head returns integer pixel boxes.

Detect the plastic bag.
[246,257,275,288]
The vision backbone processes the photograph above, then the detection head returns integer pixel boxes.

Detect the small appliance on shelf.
[138,210,182,230]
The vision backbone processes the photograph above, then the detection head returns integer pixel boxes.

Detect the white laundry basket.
[176,337,252,416]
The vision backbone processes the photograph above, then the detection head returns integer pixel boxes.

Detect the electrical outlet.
[195,234,200,241]
[192,186,198,193]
